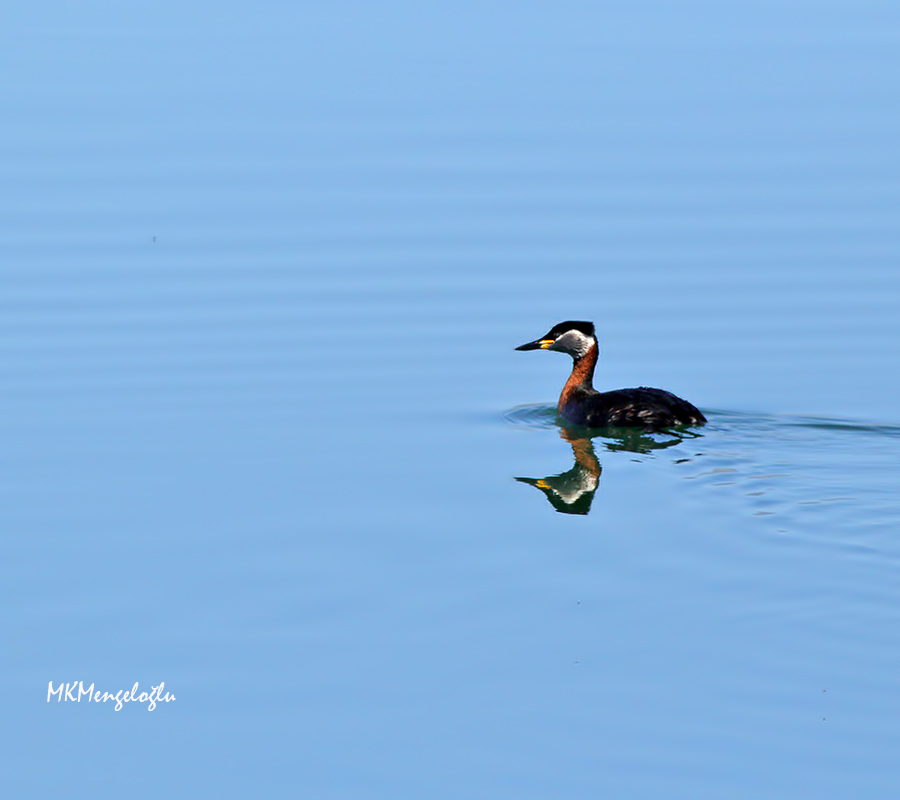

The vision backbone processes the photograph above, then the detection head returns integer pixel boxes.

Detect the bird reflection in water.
[515,425,701,515]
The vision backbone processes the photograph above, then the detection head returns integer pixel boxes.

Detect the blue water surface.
[2,1,900,798]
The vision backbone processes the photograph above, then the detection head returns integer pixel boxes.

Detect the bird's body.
[558,384,705,428]
[516,320,705,429]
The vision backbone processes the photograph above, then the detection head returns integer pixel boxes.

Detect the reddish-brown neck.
[557,341,597,411]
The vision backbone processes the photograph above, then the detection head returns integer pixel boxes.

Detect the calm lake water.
[3,2,900,797]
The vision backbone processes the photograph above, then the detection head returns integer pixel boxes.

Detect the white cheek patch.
[572,333,594,358]
[553,330,594,358]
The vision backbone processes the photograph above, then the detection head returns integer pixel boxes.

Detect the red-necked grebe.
[516,320,706,428]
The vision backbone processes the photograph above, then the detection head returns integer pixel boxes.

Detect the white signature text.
[47,681,175,711]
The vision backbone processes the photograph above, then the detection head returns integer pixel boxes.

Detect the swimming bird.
[516,320,706,429]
